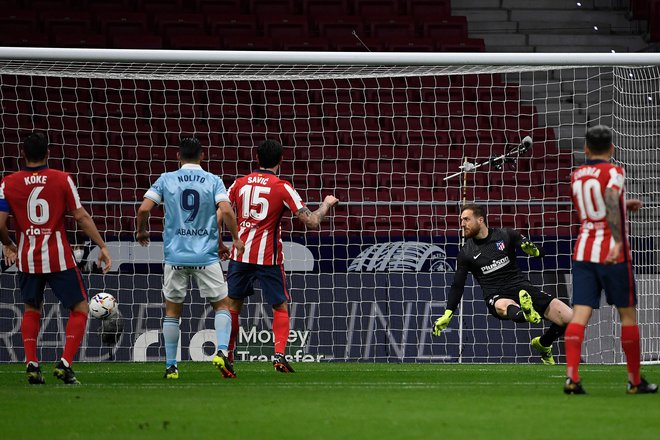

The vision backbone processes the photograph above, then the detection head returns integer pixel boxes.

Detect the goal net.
[0,50,658,364]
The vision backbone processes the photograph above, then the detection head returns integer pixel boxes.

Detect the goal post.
[0,48,658,364]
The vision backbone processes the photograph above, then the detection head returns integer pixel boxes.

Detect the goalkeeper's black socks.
[540,323,566,346]
[506,305,528,323]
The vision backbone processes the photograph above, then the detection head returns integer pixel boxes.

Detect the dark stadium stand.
[0,0,586,237]
[0,0,477,50]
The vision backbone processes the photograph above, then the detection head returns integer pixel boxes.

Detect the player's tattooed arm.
[604,187,623,264]
[604,188,622,244]
[296,195,339,229]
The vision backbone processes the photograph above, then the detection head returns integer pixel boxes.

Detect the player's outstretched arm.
[296,195,339,229]
[71,207,112,273]
[217,201,244,257]
[433,257,468,336]
[0,212,17,266]
[135,198,156,247]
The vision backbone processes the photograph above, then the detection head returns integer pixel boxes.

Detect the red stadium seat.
[98,12,149,35]
[0,10,37,33]
[282,38,331,51]
[261,15,309,38]
[193,0,242,14]
[316,15,366,38]
[222,36,279,50]
[42,11,93,35]
[136,0,184,13]
[405,0,451,17]
[207,14,258,37]
[0,31,49,46]
[304,0,350,17]
[354,0,401,16]
[248,0,297,15]
[112,34,164,49]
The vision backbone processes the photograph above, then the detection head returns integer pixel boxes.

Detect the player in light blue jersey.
[136,137,245,379]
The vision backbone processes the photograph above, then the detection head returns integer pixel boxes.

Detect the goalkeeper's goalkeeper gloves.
[521,240,541,257]
[433,310,454,336]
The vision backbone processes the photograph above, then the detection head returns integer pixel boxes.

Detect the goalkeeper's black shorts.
[484,285,554,320]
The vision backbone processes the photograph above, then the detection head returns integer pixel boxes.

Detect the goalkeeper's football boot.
[163,365,179,380]
[212,351,236,379]
[26,362,45,385]
[519,290,541,324]
[273,353,295,373]
[531,336,555,365]
[627,377,658,394]
[563,378,586,395]
[54,360,80,385]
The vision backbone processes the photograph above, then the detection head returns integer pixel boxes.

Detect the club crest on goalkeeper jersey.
[570,159,629,264]
[0,166,82,274]
[144,163,229,266]
[228,169,305,265]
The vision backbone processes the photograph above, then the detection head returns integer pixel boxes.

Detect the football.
[89,292,118,320]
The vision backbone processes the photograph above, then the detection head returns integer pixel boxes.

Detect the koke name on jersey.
[24,174,47,185]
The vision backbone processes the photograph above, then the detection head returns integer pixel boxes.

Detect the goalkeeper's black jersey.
[446,228,533,311]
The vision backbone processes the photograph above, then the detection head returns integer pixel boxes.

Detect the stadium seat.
[53,33,106,48]
[248,0,297,15]
[136,0,184,13]
[193,0,242,14]
[304,0,350,17]
[439,38,485,52]
[0,10,38,34]
[42,11,93,35]
[0,31,49,46]
[404,0,451,17]
[153,12,206,37]
[422,17,468,39]
[222,36,279,50]
[316,15,366,38]
[650,1,660,41]
[261,15,309,38]
[282,38,332,51]
[207,14,258,37]
[97,12,149,35]
[387,38,436,52]
[369,18,416,39]
[354,0,401,16]
[111,33,164,49]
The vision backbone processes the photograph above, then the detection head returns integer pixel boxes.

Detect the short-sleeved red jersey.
[570,159,629,264]
[228,170,305,265]
[0,166,82,273]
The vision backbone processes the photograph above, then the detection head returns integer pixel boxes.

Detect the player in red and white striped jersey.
[226,139,338,372]
[564,125,656,395]
[0,131,112,385]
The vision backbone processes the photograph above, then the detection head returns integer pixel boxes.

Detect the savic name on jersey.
[229,170,305,265]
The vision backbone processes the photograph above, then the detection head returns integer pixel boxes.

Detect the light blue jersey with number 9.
[144,163,230,266]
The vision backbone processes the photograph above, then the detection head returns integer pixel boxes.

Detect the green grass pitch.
[1,362,659,439]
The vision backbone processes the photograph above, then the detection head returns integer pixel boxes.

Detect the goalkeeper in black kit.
[433,204,574,364]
